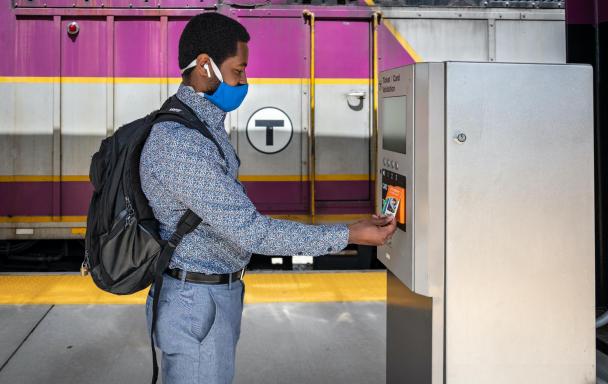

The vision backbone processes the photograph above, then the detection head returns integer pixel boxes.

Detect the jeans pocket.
[150,279,195,353]
[148,278,175,305]
[191,288,219,345]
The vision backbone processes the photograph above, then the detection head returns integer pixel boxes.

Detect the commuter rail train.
[0,0,565,266]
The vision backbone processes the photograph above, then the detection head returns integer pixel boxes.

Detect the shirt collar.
[176,83,227,129]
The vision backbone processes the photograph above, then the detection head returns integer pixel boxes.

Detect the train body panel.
[0,2,565,239]
[380,9,565,66]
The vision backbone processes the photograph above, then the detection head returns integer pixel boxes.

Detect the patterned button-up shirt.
[139,83,350,274]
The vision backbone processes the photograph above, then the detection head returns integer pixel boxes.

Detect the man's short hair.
[179,13,250,79]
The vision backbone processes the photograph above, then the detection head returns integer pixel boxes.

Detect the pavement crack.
[0,304,55,373]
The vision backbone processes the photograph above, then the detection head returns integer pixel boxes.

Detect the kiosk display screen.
[382,96,407,154]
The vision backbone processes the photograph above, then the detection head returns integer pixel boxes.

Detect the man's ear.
[195,53,211,78]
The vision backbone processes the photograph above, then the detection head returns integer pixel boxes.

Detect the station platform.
[0,271,386,384]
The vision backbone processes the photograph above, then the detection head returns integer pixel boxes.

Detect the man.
[140,12,396,384]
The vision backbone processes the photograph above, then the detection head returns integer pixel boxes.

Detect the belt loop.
[229,272,233,290]
[180,269,187,289]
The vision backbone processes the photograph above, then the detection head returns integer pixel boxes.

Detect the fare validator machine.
[377,62,596,384]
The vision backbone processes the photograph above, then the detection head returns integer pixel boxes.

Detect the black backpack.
[84,95,226,384]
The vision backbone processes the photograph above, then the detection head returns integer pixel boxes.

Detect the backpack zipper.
[81,196,134,278]
[125,196,135,226]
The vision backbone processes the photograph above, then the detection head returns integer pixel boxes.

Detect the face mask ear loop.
[180,59,197,75]
[179,58,219,81]
[208,57,224,83]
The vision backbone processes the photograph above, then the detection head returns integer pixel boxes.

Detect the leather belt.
[166,268,245,285]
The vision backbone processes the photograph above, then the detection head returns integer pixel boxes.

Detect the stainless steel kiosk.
[377,62,595,384]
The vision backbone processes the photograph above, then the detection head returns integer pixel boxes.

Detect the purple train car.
[0,0,565,265]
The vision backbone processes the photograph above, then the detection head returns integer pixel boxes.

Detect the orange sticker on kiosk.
[382,185,406,225]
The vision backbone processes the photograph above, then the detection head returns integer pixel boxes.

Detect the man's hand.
[347,214,397,246]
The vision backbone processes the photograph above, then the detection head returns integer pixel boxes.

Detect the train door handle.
[346,91,367,111]
[347,91,367,98]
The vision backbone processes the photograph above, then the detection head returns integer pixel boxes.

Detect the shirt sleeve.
[149,125,350,256]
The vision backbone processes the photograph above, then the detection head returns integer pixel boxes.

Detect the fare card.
[382,185,404,218]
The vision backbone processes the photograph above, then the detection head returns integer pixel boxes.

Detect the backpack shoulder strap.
[149,209,201,384]
[151,95,226,161]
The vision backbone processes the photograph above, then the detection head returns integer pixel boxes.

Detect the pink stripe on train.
[1,180,373,217]
[1,7,393,79]
[0,181,93,216]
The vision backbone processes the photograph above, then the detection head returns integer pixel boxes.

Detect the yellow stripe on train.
[0,175,90,182]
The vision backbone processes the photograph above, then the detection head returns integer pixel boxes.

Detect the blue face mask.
[181,57,248,112]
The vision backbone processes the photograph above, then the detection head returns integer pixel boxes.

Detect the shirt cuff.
[327,224,350,254]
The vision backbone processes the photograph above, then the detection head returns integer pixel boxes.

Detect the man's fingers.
[371,215,392,226]
[370,215,384,225]
[383,224,397,245]
[381,217,397,236]
[370,217,386,226]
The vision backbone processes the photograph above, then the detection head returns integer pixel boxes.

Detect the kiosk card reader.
[378,62,595,384]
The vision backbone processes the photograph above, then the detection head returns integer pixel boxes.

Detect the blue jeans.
[146,273,245,384]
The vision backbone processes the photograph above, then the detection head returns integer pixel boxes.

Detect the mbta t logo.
[246,107,293,154]
[255,119,284,146]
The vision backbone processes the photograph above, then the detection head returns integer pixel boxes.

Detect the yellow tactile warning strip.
[0,272,386,305]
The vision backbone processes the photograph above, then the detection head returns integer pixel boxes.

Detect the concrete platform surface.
[0,305,52,368]
[0,302,386,384]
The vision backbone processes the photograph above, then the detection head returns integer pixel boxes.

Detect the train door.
[233,12,373,224]
[60,18,108,219]
[1,17,57,223]
[312,19,373,220]
[234,15,310,217]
